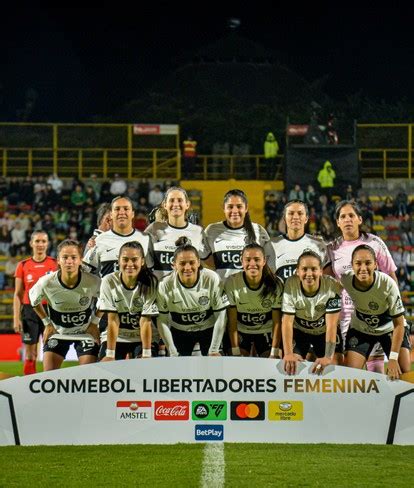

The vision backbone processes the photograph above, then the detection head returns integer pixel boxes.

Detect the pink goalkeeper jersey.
[327,233,397,333]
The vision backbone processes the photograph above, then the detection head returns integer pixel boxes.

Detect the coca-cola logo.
[154,401,189,420]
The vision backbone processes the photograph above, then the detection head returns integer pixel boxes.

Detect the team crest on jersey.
[79,296,90,306]
[261,298,272,309]
[133,297,144,307]
[349,337,359,348]
[199,296,209,306]
[368,302,379,311]
[315,304,325,312]
[47,338,58,349]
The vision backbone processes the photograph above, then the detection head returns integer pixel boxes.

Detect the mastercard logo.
[230,401,265,421]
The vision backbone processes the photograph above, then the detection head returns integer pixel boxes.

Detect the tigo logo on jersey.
[192,401,227,421]
[268,401,303,421]
[195,425,224,441]
[154,401,189,420]
[230,401,265,420]
[116,401,151,420]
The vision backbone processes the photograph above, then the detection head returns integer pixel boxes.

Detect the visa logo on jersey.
[195,425,224,441]
[230,401,265,420]
[154,401,189,420]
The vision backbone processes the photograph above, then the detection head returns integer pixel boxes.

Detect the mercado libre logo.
[268,401,303,421]
[192,401,227,421]
[116,401,151,420]
[154,401,189,421]
[230,401,265,421]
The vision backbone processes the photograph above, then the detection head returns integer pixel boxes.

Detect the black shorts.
[43,336,99,359]
[239,330,272,355]
[345,327,412,359]
[171,327,213,356]
[293,327,343,358]
[98,341,159,360]
[21,305,44,345]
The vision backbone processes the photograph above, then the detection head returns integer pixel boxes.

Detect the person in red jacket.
[13,231,57,375]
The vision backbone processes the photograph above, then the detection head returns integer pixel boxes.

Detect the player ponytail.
[173,236,200,262]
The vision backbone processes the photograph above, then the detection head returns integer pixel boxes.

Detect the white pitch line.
[200,442,225,488]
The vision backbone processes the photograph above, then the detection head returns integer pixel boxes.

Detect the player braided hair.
[118,241,157,297]
[223,189,257,244]
[242,243,282,300]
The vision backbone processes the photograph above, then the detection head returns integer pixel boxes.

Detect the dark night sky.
[1,6,413,121]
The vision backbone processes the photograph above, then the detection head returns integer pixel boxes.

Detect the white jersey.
[205,221,270,281]
[265,233,329,282]
[340,270,405,336]
[144,221,211,279]
[157,268,229,332]
[282,275,342,335]
[224,271,283,334]
[29,270,101,335]
[83,229,153,277]
[98,271,158,343]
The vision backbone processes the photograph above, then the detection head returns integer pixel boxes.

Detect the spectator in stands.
[395,188,409,217]
[148,185,164,208]
[7,177,22,206]
[397,264,411,292]
[110,173,127,197]
[263,132,279,180]
[305,184,317,207]
[288,184,305,201]
[47,173,63,195]
[10,221,27,256]
[126,183,139,202]
[85,185,98,207]
[0,177,8,199]
[317,160,336,199]
[0,224,11,255]
[264,193,279,229]
[315,194,334,219]
[70,184,87,209]
[137,196,151,215]
[345,184,355,201]
[319,214,335,241]
[391,246,409,271]
[85,174,101,201]
[399,214,413,246]
[137,178,150,201]
[99,179,112,202]
[357,193,374,229]
[21,176,34,206]
[379,196,396,218]
[4,255,17,288]
[0,212,14,231]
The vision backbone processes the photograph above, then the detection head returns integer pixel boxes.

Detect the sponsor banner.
[195,425,224,441]
[0,359,413,445]
[192,401,227,421]
[116,401,151,421]
[230,401,265,421]
[268,401,303,421]
[133,124,179,135]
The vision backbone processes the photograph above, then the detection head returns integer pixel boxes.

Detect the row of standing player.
[13,188,411,378]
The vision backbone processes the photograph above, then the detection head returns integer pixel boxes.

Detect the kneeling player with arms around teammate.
[224,243,283,357]
[29,239,101,371]
[340,244,411,380]
[99,241,158,360]
[157,237,229,356]
[282,251,343,375]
